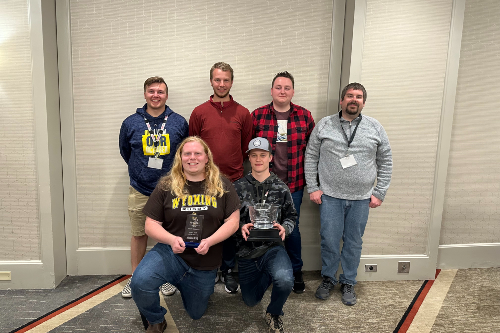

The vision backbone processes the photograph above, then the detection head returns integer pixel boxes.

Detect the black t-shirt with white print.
[143,177,240,270]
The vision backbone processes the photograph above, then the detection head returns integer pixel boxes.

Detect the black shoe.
[315,277,336,300]
[265,312,285,333]
[292,271,305,294]
[221,269,239,294]
[145,319,167,333]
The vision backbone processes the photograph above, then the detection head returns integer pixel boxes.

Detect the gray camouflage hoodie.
[233,172,297,259]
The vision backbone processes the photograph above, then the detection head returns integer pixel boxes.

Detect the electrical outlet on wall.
[365,264,377,272]
[398,261,410,273]
[0,271,11,281]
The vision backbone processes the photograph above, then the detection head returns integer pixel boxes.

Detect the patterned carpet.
[1,269,499,333]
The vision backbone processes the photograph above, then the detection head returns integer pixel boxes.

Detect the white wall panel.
[359,0,453,255]
[441,0,500,245]
[0,0,40,260]
[69,0,334,248]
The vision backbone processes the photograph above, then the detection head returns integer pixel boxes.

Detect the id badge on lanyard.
[144,115,168,169]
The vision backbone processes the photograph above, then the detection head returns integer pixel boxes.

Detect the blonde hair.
[159,136,226,198]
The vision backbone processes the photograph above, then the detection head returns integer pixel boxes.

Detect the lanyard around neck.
[143,114,168,158]
[338,111,362,148]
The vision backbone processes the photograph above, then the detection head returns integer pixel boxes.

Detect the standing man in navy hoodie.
[119,76,189,298]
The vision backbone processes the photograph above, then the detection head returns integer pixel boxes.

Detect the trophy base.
[247,228,281,242]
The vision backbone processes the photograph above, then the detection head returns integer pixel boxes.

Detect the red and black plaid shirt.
[251,102,315,193]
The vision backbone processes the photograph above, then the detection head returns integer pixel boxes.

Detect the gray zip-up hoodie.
[304,113,392,200]
[233,172,297,259]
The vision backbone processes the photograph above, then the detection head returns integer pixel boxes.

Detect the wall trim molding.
[76,246,436,281]
[438,243,500,269]
[0,261,56,289]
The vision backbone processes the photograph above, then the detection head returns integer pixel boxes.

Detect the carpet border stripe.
[9,275,129,333]
[394,269,441,333]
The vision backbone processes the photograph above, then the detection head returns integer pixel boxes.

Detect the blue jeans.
[286,189,304,272]
[238,246,294,315]
[319,195,370,285]
[130,243,217,322]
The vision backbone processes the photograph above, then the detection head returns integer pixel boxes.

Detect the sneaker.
[340,283,357,306]
[145,319,167,333]
[315,277,336,300]
[121,278,132,298]
[160,282,177,296]
[215,272,220,283]
[265,312,285,333]
[292,271,305,294]
[221,269,239,293]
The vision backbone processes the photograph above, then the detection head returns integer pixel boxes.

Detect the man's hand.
[369,195,382,208]
[195,239,211,255]
[241,223,254,241]
[273,222,286,241]
[310,190,324,205]
[170,236,186,253]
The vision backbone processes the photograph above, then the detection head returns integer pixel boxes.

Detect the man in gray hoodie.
[304,82,392,306]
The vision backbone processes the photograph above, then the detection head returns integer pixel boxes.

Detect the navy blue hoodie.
[119,104,188,196]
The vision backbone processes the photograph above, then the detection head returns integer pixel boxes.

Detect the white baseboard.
[74,247,133,275]
[437,243,500,269]
[69,243,500,280]
[0,261,57,289]
[297,245,436,281]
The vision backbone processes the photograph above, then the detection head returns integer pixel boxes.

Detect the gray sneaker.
[315,277,336,300]
[340,283,357,306]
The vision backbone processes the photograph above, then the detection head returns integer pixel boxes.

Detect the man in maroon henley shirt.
[189,62,252,294]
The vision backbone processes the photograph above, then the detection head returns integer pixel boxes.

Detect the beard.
[213,89,230,99]
[345,102,360,115]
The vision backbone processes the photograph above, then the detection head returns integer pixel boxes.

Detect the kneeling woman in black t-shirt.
[131,136,240,330]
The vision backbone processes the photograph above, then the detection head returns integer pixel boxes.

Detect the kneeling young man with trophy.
[233,138,297,333]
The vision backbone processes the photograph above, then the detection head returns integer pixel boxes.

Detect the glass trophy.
[247,203,281,241]
[183,213,204,248]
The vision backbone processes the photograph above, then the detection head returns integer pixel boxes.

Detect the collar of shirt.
[339,114,362,124]
[270,101,297,115]
[210,95,234,111]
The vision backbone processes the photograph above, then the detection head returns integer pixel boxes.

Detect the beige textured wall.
[440,0,500,245]
[359,0,453,254]
[69,0,334,248]
[0,0,40,260]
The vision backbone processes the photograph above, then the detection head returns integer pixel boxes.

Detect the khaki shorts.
[128,186,149,236]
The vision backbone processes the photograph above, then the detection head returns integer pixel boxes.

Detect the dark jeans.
[285,189,304,272]
[131,243,217,322]
[238,246,294,315]
[221,235,237,271]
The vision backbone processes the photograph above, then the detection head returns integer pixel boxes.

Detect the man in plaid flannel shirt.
[251,71,315,294]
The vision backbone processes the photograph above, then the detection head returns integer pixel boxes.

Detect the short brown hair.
[272,71,294,88]
[144,76,168,94]
[210,62,234,81]
[341,82,367,103]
